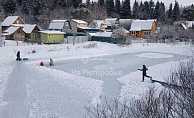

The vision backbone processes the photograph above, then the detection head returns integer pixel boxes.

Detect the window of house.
[131,31,136,35]
[65,22,68,26]
[34,34,38,39]
[144,31,151,35]
[137,31,141,35]
[16,20,20,24]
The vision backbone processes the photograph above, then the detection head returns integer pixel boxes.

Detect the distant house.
[48,20,72,33]
[23,24,41,41]
[88,20,107,30]
[3,26,25,41]
[129,19,157,38]
[186,21,194,29]
[1,16,25,33]
[104,18,119,31]
[39,30,65,44]
[113,27,129,39]
[71,19,88,33]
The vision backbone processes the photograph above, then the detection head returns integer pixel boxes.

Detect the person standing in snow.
[40,61,44,66]
[138,65,152,82]
[49,58,54,66]
[16,51,20,61]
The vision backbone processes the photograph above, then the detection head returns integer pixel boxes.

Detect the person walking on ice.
[138,65,152,82]
[49,58,54,66]
[16,51,21,61]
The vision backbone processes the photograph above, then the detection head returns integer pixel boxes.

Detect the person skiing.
[40,61,44,66]
[138,65,152,82]
[49,58,54,66]
[16,51,21,61]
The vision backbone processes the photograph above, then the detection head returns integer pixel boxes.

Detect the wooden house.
[48,20,72,33]
[22,24,41,41]
[3,27,25,41]
[1,16,25,33]
[104,18,119,31]
[129,20,157,38]
[71,19,88,33]
[39,30,65,44]
[88,20,107,31]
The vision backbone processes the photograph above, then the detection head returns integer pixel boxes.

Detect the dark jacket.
[138,65,148,76]
[17,51,20,58]
[142,66,148,76]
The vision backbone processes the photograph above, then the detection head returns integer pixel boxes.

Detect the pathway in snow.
[0,60,102,117]
[0,61,28,118]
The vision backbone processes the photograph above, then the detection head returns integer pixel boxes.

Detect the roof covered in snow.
[89,20,104,28]
[119,19,131,23]
[22,24,37,33]
[72,19,87,24]
[39,30,65,34]
[113,28,129,36]
[3,26,19,35]
[130,20,156,31]
[1,16,19,26]
[51,20,68,23]
[105,18,118,26]
[49,22,64,30]
[94,32,112,37]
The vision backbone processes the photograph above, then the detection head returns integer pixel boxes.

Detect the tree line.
[0,0,194,29]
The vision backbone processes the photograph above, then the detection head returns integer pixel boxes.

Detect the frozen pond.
[47,52,187,99]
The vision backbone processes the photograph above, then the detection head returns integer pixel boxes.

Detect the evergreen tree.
[2,0,16,14]
[21,0,29,14]
[168,3,173,20]
[72,0,82,8]
[58,0,67,7]
[181,6,194,21]
[149,0,155,19]
[143,1,150,19]
[98,0,104,6]
[17,0,23,6]
[86,0,90,7]
[115,0,120,15]
[120,0,131,19]
[137,1,144,19]
[67,0,73,8]
[159,2,165,22]
[132,0,138,19]
[173,0,180,21]
[154,1,160,19]
[106,0,115,17]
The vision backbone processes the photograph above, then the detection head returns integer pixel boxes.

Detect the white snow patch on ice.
[135,52,173,59]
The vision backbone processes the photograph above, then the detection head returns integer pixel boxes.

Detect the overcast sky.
[83,0,193,7]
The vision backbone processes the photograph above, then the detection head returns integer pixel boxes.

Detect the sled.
[23,58,29,60]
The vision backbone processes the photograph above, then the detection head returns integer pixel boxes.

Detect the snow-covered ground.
[0,40,192,117]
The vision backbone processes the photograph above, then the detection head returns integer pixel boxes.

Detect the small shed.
[91,32,117,43]
[23,24,40,41]
[39,31,65,44]
[3,26,25,41]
